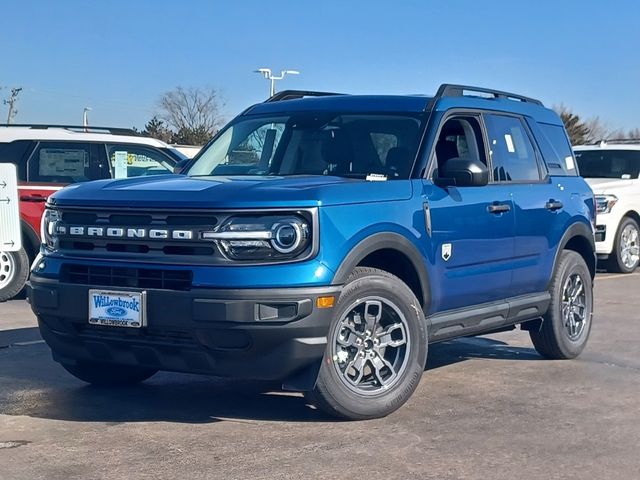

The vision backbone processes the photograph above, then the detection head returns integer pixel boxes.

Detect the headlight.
[202,214,312,261]
[595,194,618,214]
[40,208,61,250]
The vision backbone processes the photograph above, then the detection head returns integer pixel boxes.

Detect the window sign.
[39,148,87,177]
[114,151,128,179]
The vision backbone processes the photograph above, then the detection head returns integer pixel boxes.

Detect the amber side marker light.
[316,296,335,308]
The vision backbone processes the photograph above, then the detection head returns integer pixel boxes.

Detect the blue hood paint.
[50,174,413,209]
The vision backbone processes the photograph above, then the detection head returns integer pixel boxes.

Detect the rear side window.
[535,122,578,176]
[484,114,541,182]
[28,142,94,183]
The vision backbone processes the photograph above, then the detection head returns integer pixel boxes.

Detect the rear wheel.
[530,250,593,359]
[62,361,157,386]
[607,217,639,273]
[305,267,428,420]
[0,248,29,302]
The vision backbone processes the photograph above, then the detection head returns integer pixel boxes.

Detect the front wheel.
[62,361,158,386]
[530,250,593,359]
[0,248,30,302]
[306,267,428,420]
[607,217,639,273]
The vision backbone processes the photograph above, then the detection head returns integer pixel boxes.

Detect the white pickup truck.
[574,141,640,273]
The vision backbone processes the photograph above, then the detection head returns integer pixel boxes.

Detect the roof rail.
[426,84,543,110]
[0,124,143,136]
[593,138,640,145]
[265,90,343,102]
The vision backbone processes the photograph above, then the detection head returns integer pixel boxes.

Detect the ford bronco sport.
[28,85,596,420]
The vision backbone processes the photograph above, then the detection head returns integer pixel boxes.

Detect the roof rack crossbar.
[265,90,343,102]
[0,124,142,136]
[426,84,543,110]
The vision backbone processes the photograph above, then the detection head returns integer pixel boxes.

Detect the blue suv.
[29,85,596,420]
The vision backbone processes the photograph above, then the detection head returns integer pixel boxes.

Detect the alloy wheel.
[331,297,411,395]
[561,273,588,341]
[620,223,639,270]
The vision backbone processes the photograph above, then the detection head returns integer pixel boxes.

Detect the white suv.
[574,141,640,273]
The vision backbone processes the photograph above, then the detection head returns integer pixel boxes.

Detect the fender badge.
[442,243,452,262]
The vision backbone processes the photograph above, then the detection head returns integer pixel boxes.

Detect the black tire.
[305,267,428,420]
[0,247,30,302]
[62,361,157,386]
[606,217,639,273]
[530,250,593,359]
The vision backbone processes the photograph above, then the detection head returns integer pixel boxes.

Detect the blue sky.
[1,0,638,131]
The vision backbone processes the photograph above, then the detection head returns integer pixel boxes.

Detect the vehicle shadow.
[0,330,541,424]
[426,336,542,370]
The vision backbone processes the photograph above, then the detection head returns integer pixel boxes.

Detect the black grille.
[56,208,221,261]
[61,264,192,290]
[74,324,196,347]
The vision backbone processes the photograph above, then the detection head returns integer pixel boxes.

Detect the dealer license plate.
[88,290,146,328]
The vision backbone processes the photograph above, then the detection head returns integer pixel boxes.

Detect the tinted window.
[574,150,640,179]
[0,140,34,180]
[188,113,422,179]
[28,142,94,183]
[485,114,540,182]
[536,122,577,176]
[106,145,174,178]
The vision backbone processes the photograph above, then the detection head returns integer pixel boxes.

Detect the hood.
[585,178,638,194]
[49,174,413,209]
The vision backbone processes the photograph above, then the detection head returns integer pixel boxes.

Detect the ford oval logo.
[106,306,127,318]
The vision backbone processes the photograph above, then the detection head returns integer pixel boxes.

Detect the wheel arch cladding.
[331,232,430,311]
[20,219,40,260]
[621,210,640,227]
[556,221,596,280]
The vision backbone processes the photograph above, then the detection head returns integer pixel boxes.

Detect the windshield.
[187,112,423,179]
[575,149,640,179]
[162,147,188,163]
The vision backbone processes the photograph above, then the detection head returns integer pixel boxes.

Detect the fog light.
[316,296,335,308]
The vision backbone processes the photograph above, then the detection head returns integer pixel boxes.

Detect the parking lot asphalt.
[0,273,639,480]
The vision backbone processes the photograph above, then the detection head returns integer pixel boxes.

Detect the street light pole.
[83,107,92,131]
[254,68,300,97]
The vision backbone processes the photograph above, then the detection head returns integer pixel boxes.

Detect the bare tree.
[583,116,610,142]
[158,86,224,144]
[606,127,640,140]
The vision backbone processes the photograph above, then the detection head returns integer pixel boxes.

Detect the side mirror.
[435,157,489,187]
[173,159,189,174]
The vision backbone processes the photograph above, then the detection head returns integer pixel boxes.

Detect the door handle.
[19,194,47,203]
[545,200,563,211]
[487,203,511,214]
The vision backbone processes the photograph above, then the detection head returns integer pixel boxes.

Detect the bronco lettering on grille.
[58,226,194,240]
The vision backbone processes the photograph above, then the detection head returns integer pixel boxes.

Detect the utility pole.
[4,87,23,124]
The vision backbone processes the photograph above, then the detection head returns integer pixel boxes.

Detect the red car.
[0,124,186,301]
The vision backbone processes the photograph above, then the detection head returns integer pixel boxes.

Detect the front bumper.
[594,212,619,257]
[28,274,340,382]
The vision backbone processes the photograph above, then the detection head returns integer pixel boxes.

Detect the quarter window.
[484,115,541,182]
